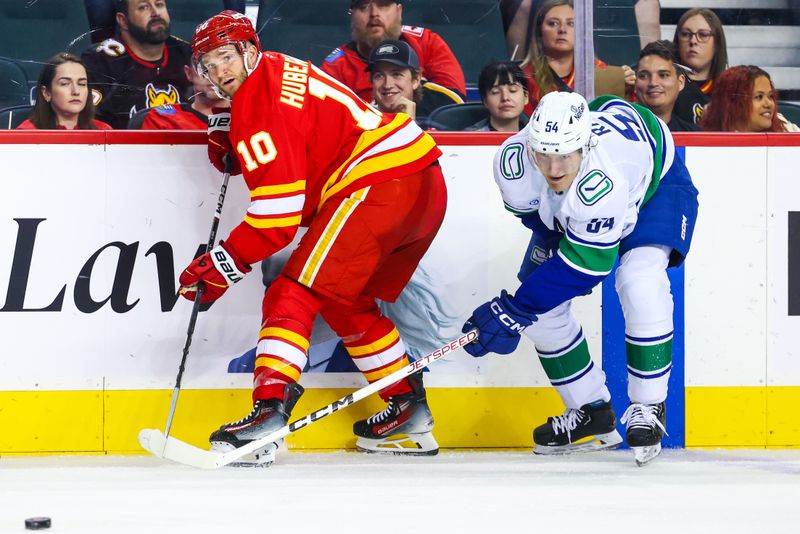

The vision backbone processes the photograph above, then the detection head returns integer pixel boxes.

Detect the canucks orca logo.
[145,83,180,108]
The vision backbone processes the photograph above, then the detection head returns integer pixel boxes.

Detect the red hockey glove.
[179,242,251,303]
[208,107,241,175]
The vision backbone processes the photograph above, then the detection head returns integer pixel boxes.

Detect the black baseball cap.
[350,0,401,8]
[366,39,419,71]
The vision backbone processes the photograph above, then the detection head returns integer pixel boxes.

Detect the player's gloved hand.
[462,290,536,357]
[208,107,241,175]
[179,242,251,303]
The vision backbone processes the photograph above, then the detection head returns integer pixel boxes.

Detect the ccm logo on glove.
[490,301,528,333]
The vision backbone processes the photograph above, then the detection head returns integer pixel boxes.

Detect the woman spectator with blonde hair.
[17,53,111,130]
[519,0,634,116]
[671,8,728,126]
[701,65,798,132]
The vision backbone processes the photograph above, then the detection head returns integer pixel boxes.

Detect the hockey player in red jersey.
[321,0,466,103]
[179,11,447,464]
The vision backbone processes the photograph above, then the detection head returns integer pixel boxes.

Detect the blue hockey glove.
[462,290,536,357]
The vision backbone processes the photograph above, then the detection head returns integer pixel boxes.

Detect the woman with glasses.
[671,8,728,126]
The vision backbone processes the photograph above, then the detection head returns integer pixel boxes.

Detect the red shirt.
[522,58,608,116]
[321,26,466,103]
[16,119,113,130]
[135,103,207,130]
[224,52,442,265]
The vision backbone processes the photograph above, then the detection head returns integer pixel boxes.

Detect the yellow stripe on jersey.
[251,180,306,199]
[362,358,409,382]
[254,356,302,382]
[317,115,431,210]
[324,132,437,202]
[422,81,464,104]
[244,213,303,229]
[298,187,369,287]
[347,328,400,356]
[258,326,311,351]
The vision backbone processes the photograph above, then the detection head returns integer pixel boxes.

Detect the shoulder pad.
[324,47,344,63]
[401,25,425,38]
[95,38,126,58]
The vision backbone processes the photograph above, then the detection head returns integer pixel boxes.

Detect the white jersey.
[494,97,674,278]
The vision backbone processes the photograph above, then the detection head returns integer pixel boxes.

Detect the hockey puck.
[24,517,51,530]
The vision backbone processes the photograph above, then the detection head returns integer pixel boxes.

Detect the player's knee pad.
[320,295,382,341]
[615,246,673,336]
[523,301,582,352]
[261,274,322,334]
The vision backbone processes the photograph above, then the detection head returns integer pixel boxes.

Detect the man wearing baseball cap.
[322,0,466,103]
[367,38,462,128]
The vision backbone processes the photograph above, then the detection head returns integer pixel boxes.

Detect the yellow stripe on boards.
[346,329,400,356]
[259,326,310,351]
[251,180,306,198]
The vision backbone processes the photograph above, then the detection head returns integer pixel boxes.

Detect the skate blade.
[632,443,662,466]
[355,433,439,456]
[210,440,277,467]
[533,430,623,456]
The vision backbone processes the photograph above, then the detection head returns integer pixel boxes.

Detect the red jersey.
[522,59,608,116]
[16,119,112,130]
[224,52,442,266]
[131,103,207,130]
[321,26,466,103]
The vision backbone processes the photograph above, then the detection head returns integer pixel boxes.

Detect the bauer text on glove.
[461,290,536,357]
[207,108,241,175]
[179,242,251,303]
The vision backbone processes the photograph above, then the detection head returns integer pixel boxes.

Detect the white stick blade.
[138,428,222,469]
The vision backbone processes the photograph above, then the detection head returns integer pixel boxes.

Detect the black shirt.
[673,78,712,126]
[667,114,702,132]
[82,36,193,129]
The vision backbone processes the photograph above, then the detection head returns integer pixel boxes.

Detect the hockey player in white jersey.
[462,92,698,466]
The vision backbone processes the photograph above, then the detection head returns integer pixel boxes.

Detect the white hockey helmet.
[527,91,592,156]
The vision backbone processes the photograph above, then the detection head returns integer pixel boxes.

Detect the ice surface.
[2,449,799,533]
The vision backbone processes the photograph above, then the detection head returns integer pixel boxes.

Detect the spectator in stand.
[500,0,661,60]
[672,8,728,126]
[17,53,111,130]
[128,63,228,129]
[701,65,799,133]
[634,40,700,132]
[322,0,466,103]
[519,0,636,116]
[367,39,463,128]
[82,0,193,129]
[466,61,529,132]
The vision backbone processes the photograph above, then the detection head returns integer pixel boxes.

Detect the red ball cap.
[192,10,260,66]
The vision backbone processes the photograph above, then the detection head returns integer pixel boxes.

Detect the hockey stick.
[161,156,233,450]
[139,329,478,469]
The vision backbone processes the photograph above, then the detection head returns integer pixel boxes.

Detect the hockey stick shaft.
[163,157,233,442]
[214,329,478,467]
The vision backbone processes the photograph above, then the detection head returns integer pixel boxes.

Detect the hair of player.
[700,65,783,132]
[520,0,573,99]
[672,8,729,82]
[29,53,100,130]
[477,60,529,102]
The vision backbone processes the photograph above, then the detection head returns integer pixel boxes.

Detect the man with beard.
[322,0,466,103]
[82,0,192,128]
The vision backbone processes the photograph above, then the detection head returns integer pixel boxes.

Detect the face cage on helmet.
[194,41,259,100]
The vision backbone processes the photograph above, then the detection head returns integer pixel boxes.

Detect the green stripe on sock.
[539,338,592,381]
[626,340,672,373]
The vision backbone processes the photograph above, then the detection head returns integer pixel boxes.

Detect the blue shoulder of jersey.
[324,48,344,64]
[154,104,177,115]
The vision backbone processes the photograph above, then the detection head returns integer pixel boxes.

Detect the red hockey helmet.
[192,10,261,68]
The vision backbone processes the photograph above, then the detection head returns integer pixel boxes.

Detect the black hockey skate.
[209,382,304,467]
[533,400,622,455]
[621,402,667,467]
[353,372,438,455]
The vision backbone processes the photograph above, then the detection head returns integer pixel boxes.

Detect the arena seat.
[0,0,93,81]
[427,102,529,131]
[0,105,33,130]
[255,0,507,84]
[0,57,31,109]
